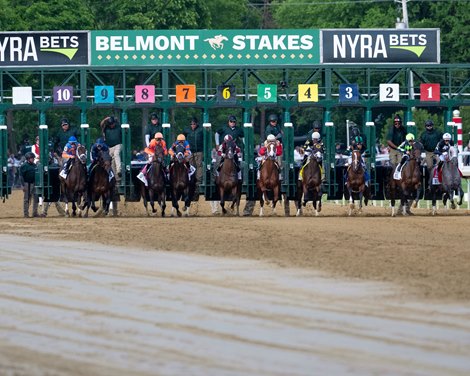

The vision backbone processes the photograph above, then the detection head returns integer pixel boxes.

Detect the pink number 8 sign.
[135,85,155,104]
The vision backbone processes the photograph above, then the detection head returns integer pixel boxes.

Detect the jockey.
[258,134,283,180]
[394,133,416,180]
[345,136,370,186]
[299,132,324,181]
[434,132,455,172]
[217,134,242,179]
[137,132,168,186]
[59,136,81,179]
[168,134,196,179]
[89,137,114,182]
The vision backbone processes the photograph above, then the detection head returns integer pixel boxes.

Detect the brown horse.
[83,150,115,217]
[257,142,281,216]
[346,150,369,216]
[215,144,241,216]
[429,146,464,215]
[169,150,193,217]
[140,144,166,217]
[388,147,422,216]
[59,145,88,217]
[295,152,322,216]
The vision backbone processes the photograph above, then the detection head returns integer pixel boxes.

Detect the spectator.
[19,152,39,217]
[419,119,442,170]
[144,112,162,147]
[265,114,283,144]
[463,139,470,166]
[386,114,407,167]
[100,116,122,182]
[183,117,203,200]
[55,118,78,157]
[31,136,40,164]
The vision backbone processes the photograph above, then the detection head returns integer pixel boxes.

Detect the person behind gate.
[386,114,407,167]
[100,116,122,183]
[183,117,203,199]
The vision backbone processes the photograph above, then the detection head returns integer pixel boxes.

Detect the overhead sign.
[217,85,237,104]
[321,29,440,64]
[257,84,277,103]
[420,83,440,102]
[298,84,318,102]
[91,29,321,66]
[0,31,89,67]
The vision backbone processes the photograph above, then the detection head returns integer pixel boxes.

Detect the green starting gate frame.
[1,64,470,201]
[0,124,10,200]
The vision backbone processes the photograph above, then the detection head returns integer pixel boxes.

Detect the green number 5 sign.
[257,84,277,103]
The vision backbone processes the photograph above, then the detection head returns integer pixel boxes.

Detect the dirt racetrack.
[1,190,470,375]
[0,190,469,301]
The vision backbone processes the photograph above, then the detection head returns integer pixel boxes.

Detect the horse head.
[266,142,277,160]
[154,144,164,163]
[175,151,185,163]
[99,150,112,171]
[76,145,87,164]
[351,150,362,173]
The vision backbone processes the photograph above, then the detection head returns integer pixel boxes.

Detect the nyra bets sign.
[91,30,320,66]
[321,29,440,64]
[0,31,89,67]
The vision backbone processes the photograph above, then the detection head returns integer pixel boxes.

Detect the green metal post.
[282,121,295,199]
[35,125,50,200]
[243,120,256,200]
[80,124,91,163]
[406,121,417,139]
[120,123,131,197]
[162,123,171,166]
[405,108,413,125]
[446,121,456,142]
[0,124,11,199]
[80,111,87,125]
[324,121,336,198]
[202,121,214,199]
[364,121,377,196]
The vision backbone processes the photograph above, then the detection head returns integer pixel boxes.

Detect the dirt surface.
[1,190,469,301]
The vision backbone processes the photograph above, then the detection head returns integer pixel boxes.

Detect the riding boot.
[59,160,69,178]
[437,160,443,172]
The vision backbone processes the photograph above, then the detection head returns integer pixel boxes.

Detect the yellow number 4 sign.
[298,84,318,102]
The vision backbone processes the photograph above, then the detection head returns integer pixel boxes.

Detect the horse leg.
[183,190,190,217]
[457,186,464,206]
[449,190,456,210]
[220,187,227,216]
[358,191,363,214]
[295,184,302,217]
[271,187,279,216]
[171,191,181,217]
[159,191,166,217]
[316,187,322,215]
[348,188,354,216]
[149,189,157,216]
[259,189,265,217]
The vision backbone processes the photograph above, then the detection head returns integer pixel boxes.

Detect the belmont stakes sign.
[90,30,321,66]
[321,29,440,64]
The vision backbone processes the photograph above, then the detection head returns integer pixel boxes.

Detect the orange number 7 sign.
[176,85,196,103]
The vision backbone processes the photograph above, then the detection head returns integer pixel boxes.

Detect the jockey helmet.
[312,132,320,140]
[355,136,363,143]
[425,119,434,127]
[224,134,233,142]
[406,133,415,141]
[68,136,78,143]
[443,133,452,141]
[267,134,276,142]
[268,114,278,122]
[25,152,35,159]
[96,137,105,145]
[154,132,163,139]
[177,134,186,141]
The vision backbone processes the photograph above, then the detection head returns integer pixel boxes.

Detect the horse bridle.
[77,147,87,164]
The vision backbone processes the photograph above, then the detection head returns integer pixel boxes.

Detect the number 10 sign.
[53,86,74,104]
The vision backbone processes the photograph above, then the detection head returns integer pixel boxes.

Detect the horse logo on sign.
[204,34,228,50]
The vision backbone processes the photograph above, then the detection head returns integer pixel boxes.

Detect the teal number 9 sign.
[94,85,114,104]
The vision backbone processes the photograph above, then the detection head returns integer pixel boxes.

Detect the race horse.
[346,150,369,216]
[59,144,88,217]
[83,150,115,217]
[257,142,281,216]
[140,144,166,217]
[204,34,228,50]
[215,144,241,216]
[295,152,322,216]
[169,150,194,217]
[429,146,464,215]
[387,146,422,216]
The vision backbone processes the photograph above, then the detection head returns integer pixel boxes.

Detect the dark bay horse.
[215,145,241,216]
[388,147,422,216]
[141,144,166,217]
[169,151,193,217]
[346,150,369,216]
[59,145,87,217]
[83,150,115,217]
[295,152,322,216]
[257,143,281,216]
[430,146,464,214]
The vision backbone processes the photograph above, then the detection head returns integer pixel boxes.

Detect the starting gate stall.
[35,125,61,202]
[323,121,344,199]
[282,121,296,200]
[0,124,10,200]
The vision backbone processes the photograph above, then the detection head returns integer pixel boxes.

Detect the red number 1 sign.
[420,83,440,102]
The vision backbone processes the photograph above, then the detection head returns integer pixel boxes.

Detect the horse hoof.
[349,203,354,209]
[177,211,182,217]
[451,203,456,210]
[412,202,417,208]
